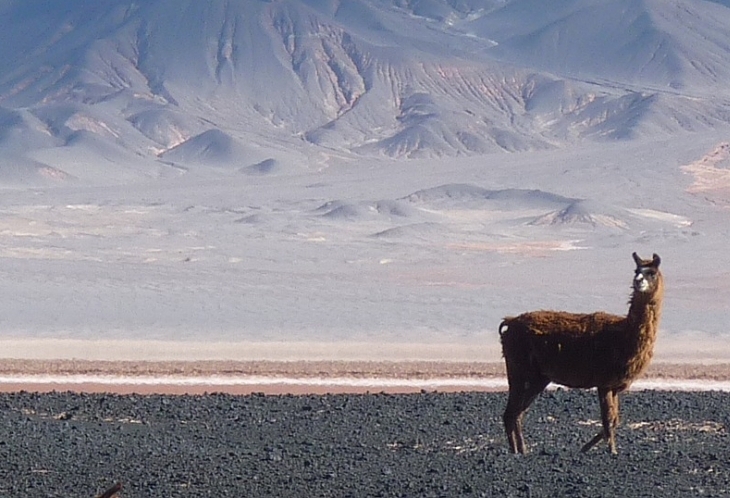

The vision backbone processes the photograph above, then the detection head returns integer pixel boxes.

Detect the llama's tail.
[499,316,532,364]
[499,317,521,361]
[499,318,514,338]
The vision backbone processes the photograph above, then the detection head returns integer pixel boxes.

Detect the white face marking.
[634,270,650,292]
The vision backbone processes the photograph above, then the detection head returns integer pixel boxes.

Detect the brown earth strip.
[0,360,728,395]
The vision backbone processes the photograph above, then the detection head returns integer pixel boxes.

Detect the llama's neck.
[621,285,663,381]
[626,288,663,342]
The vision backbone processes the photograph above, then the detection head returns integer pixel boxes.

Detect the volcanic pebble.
[0,390,728,497]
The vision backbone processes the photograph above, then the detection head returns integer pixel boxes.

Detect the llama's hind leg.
[503,374,549,454]
[503,389,524,453]
[581,388,619,454]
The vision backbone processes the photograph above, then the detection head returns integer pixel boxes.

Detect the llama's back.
[500,310,634,389]
[502,310,624,337]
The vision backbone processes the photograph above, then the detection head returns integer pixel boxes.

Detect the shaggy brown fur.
[500,252,664,454]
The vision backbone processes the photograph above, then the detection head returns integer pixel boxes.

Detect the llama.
[499,252,663,454]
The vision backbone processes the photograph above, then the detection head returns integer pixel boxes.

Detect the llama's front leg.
[581,387,618,454]
[605,389,620,454]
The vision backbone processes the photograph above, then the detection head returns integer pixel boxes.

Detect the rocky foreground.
[0,389,728,497]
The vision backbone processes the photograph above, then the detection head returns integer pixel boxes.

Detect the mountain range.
[2,0,730,185]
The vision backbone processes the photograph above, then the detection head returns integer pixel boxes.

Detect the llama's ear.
[651,253,661,268]
[632,252,642,266]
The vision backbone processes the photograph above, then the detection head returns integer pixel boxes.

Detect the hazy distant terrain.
[0,0,728,361]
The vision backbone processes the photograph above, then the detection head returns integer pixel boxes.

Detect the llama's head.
[632,252,662,295]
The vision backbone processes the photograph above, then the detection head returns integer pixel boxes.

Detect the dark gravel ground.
[0,389,729,497]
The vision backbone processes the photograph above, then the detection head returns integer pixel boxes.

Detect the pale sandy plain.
[0,138,729,397]
[2,338,730,395]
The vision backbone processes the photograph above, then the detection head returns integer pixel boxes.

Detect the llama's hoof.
[507,445,529,455]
